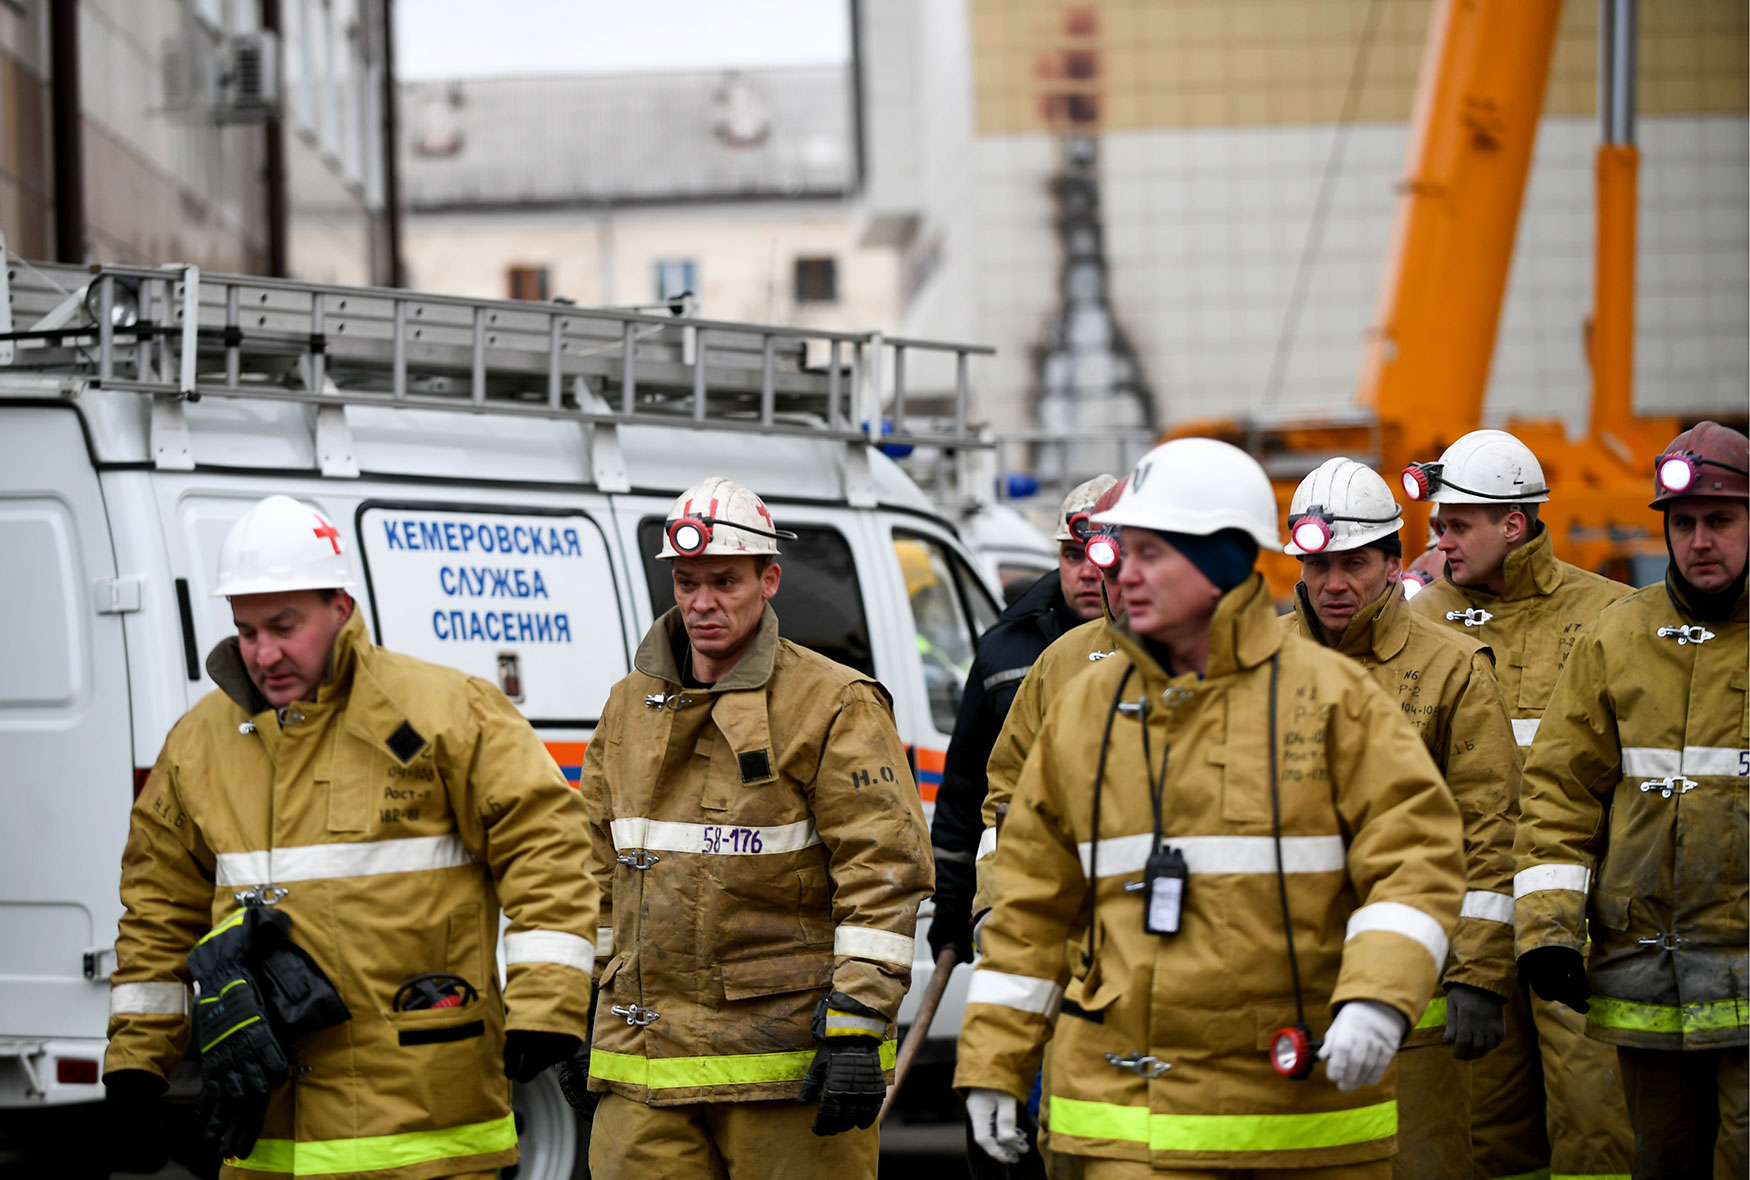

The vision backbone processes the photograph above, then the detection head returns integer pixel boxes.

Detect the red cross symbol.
[312,518,342,554]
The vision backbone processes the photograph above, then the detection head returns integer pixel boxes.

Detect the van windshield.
[637,519,875,678]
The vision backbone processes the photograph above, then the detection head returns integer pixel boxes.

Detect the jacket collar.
[634,604,781,692]
[1663,567,1749,625]
[1291,580,1409,661]
[206,608,369,718]
[1111,573,1283,682]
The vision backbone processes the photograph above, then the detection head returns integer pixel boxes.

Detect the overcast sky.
[395,0,852,81]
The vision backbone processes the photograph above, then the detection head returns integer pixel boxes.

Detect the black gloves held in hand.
[1519,946,1591,1013]
[1443,983,1507,1061]
[504,1029,582,1083]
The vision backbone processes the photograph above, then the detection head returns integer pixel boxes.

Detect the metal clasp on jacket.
[1657,624,1715,645]
[234,884,289,907]
[1104,1051,1170,1078]
[616,851,662,870]
[1636,932,1689,950]
[1116,698,1148,719]
[1088,650,1115,662]
[1639,776,1697,799]
[1447,608,1493,627]
[610,1003,661,1027]
[644,692,695,711]
[1161,687,1194,708]
[276,705,306,725]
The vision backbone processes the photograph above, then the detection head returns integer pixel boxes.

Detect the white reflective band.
[1459,890,1514,925]
[834,925,915,966]
[214,834,477,886]
[110,980,188,1018]
[825,1012,888,1036]
[1683,746,1750,777]
[1621,747,1682,778]
[1511,718,1541,747]
[1514,864,1591,898]
[966,969,1062,1016]
[1344,901,1449,969]
[504,930,595,974]
[1076,833,1347,878]
[984,667,1031,692]
[976,827,998,862]
[596,927,614,958]
[609,816,821,855]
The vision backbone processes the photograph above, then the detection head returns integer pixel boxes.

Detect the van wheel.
[501,1073,589,1180]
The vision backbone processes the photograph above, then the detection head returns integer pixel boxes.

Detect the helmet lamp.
[1656,452,1698,495]
[1270,1024,1318,1080]
[666,516,712,557]
[1401,463,1437,502]
[1288,514,1334,555]
[1085,531,1121,570]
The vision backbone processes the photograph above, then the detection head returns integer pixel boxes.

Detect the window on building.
[637,518,873,678]
[794,257,838,304]
[654,259,697,302]
[508,266,551,302]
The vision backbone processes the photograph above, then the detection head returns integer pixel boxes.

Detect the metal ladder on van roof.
[0,246,993,493]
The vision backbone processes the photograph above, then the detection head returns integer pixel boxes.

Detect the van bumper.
[0,1039,107,1106]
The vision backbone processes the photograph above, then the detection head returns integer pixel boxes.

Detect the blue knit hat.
[1153,529,1259,592]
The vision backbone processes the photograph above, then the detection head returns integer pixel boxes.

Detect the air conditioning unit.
[160,31,216,117]
[215,31,282,124]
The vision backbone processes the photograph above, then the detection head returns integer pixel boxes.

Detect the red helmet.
[1083,475,1130,570]
[1650,421,1749,508]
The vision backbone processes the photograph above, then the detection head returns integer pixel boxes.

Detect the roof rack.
[0,249,993,488]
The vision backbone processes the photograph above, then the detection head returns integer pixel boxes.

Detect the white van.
[0,253,997,1177]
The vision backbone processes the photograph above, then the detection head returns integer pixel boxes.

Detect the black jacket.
[927,569,1084,958]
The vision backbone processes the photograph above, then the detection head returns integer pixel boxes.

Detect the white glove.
[1317,1000,1407,1092]
[965,1088,1029,1164]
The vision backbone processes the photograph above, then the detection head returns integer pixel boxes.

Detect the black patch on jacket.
[386,722,426,764]
[738,750,773,783]
[1059,999,1104,1023]
[397,1019,484,1046]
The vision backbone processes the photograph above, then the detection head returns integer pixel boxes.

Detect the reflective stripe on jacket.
[106,611,598,1179]
[1514,576,1748,1050]
[580,606,931,1105]
[1286,581,1521,1034]
[955,575,1466,1171]
[1410,526,1630,745]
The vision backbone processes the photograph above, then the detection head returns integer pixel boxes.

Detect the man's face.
[672,554,781,666]
[1668,497,1748,594]
[1058,540,1106,621]
[232,590,353,708]
[1433,504,1525,587]
[1117,529,1222,645]
[1300,547,1400,635]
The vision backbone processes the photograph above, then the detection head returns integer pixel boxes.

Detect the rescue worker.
[1514,421,1748,1178]
[573,477,932,1179]
[1404,428,1636,1177]
[1280,457,1520,1180]
[958,438,1467,1178]
[929,473,1117,967]
[102,494,598,1180]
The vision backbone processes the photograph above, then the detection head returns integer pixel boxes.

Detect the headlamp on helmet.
[1401,463,1438,502]
[1655,449,1747,497]
[1065,510,1096,543]
[1085,529,1122,571]
[665,513,796,558]
[1286,504,1401,555]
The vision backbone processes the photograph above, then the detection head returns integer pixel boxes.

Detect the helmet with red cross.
[656,476,797,560]
[213,495,357,597]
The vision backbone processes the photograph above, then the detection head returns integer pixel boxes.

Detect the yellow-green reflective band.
[1486,1170,1550,1180]
[591,1040,897,1089]
[197,908,247,945]
[1588,995,1749,1036]
[1414,996,1447,1030]
[1551,1174,1631,1179]
[1048,1095,1397,1153]
[201,1014,261,1054]
[230,1112,516,1176]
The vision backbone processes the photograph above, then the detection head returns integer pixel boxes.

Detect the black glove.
[926,860,975,965]
[104,1069,172,1175]
[250,917,351,1042]
[504,1030,581,1083]
[1443,984,1507,1060]
[555,1044,600,1117]
[188,911,294,1161]
[1519,946,1590,1013]
[799,993,888,1136]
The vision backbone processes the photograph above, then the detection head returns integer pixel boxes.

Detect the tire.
[501,1073,590,1180]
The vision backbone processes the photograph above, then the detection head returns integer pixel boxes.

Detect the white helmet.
[655,476,796,560]
[1093,438,1280,550]
[213,494,358,597]
[1053,474,1119,542]
[1402,429,1551,505]
[1284,458,1403,556]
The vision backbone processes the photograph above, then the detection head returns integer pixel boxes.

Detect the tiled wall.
[1,2,53,258]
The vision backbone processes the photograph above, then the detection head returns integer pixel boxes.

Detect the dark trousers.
[1617,1044,1749,1179]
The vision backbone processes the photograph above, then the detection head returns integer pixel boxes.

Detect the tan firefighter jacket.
[1286,581,1521,1042]
[1514,575,1748,1051]
[970,616,1119,921]
[955,574,1466,1172]
[580,606,932,1106]
[106,611,599,1180]
[1410,525,1630,747]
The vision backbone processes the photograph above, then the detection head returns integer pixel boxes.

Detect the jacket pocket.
[1515,631,1561,712]
[388,1005,487,1047]
[448,903,487,991]
[323,731,374,833]
[1591,889,1632,933]
[720,951,831,1001]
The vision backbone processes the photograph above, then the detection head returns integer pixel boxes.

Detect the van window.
[893,534,988,731]
[637,520,874,678]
